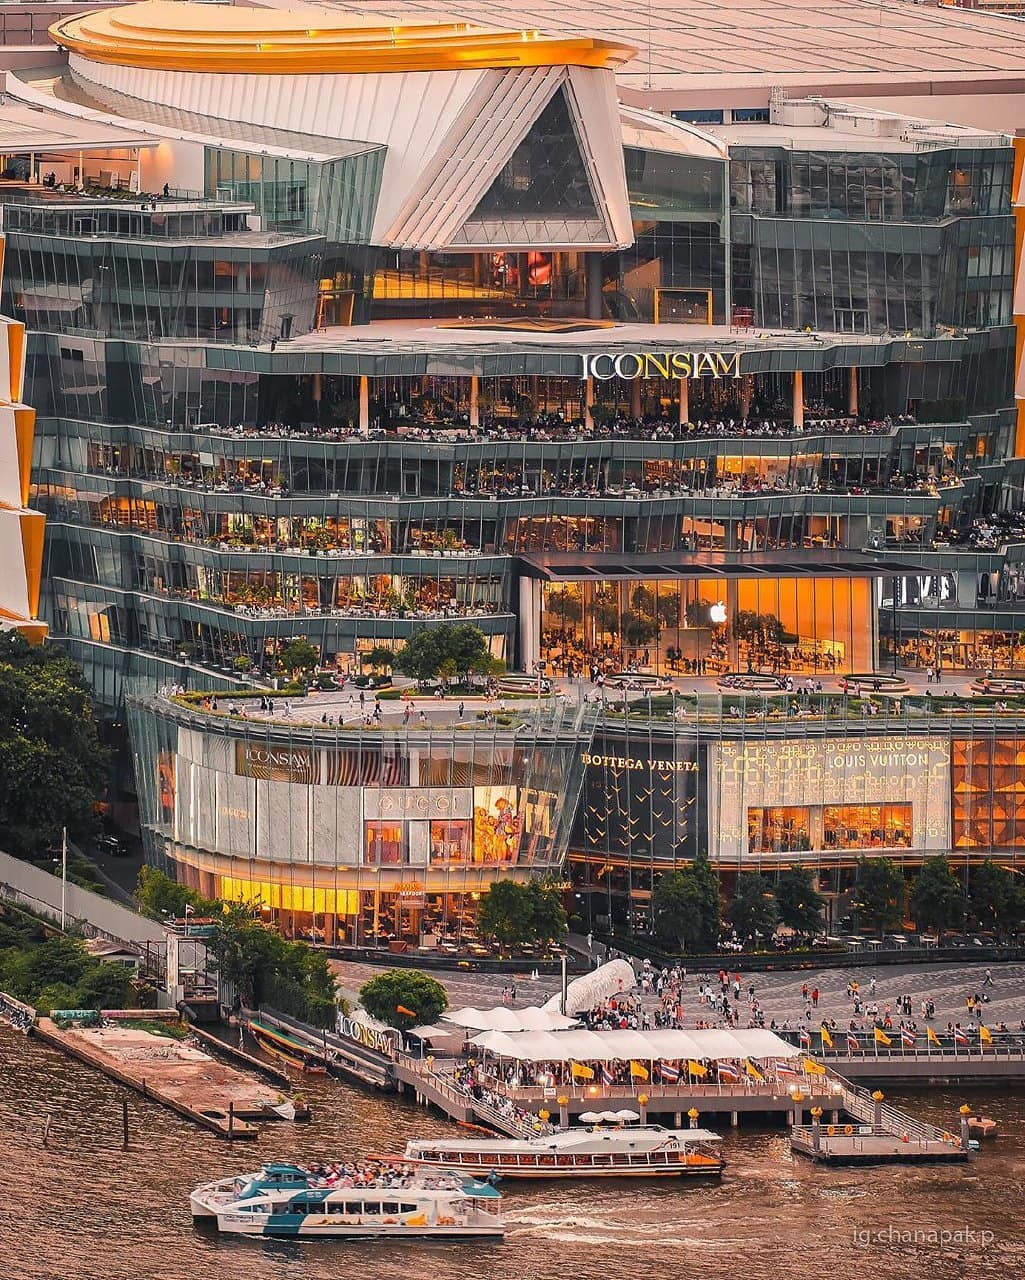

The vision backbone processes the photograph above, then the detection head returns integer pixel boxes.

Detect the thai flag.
[799,1029,812,1048]
[659,1061,681,1083]
[599,1062,616,1087]
[847,1032,860,1052]
[900,1028,917,1048]
[954,1028,969,1046]
[716,1063,742,1083]
[776,1062,801,1079]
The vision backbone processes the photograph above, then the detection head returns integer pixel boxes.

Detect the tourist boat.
[190,1162,505,1238]
[247,1018,328,1074]
[400,1124,724,1179]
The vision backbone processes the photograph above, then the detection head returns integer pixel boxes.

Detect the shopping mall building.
[5,0,1025,935]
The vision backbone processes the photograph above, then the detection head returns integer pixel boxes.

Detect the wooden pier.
[32,1016,295,1139]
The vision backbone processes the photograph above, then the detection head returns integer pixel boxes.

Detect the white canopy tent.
[541,959,637,1016]
[443,1006,579,1032]
[468,1027,801,1063]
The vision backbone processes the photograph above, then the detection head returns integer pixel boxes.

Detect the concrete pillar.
[584,376,595,429]
[586,252,604,321]
[678,378,689,425]
[673,1112,682,1128]
[312,373,322,405]
[630,376,642,420]
[811,1110,822,1155]
[731,1111,739,1127]
[559,1100,569,1129]
[469,375,480,428]
[518,576,541,672]
[358,375,370,436]
[792,370,804,431]
[848,366,858,417]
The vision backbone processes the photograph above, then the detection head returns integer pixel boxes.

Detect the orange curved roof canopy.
[51,1,636,74]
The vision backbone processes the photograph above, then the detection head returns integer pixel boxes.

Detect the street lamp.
[52,827,68,930]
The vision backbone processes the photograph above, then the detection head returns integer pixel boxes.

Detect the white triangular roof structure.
[468,1027,801,1063]
[444,1005,579,1031]
[541,958,637,1015]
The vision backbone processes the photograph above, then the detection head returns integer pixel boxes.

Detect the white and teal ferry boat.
[190,1162,504,1239]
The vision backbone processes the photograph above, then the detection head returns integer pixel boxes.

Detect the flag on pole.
[926,1026,941,1047]
[776,1062,801,1080]
[820,1025,834,1049]
[847,1031,860,1052]
[571,1061,595,1080]
[802,1058,827,1076]
[954,1028,969,1046]
[799,1028,812,1048]
[873,1027,892,1046]
[659,1061,680,1083]
[599,1062,616,1086]
[630,1060,649,1080]
[744,1060,764,1083]
[980,1025,993,1045]
[716,1062,742,1083]
[900,1027,917,1048]
[687,1059,709,1078]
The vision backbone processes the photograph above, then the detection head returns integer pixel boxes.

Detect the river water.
[3,1027,1023,1280]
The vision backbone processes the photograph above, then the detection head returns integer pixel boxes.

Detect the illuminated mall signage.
[580,352,743,381]
[581,753,699,773]
[336,1013,396,1057]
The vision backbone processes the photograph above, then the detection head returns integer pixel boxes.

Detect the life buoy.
[826,1125,835,1136]
[844,1124,854,1135]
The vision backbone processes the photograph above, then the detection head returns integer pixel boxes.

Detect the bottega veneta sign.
[580,352,742,380]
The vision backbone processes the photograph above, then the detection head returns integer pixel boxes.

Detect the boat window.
[381,1202,400,1214]
[400,1203,419,1213]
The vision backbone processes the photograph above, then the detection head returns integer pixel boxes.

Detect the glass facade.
[128,693,590,944]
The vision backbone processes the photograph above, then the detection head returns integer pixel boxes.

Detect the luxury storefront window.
[539,575,874,676]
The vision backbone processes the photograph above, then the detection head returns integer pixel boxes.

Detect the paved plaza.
[333,955,1025,1031]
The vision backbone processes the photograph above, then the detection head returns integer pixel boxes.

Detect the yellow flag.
[820,1026,833,1049]
[980,1025,993,1044]
[873,1027,892,1046]
[927,1027,941,1046]
[629,1060,649,1080]
[571,1061,594,1080]
[802,1057,827,1076]
[687,1059,708,1077]
[744,1059,764,1082]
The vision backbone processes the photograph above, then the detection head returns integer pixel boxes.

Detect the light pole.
[60,826,67,930]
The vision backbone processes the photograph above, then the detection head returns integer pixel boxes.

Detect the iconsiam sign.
[580,352,744,380]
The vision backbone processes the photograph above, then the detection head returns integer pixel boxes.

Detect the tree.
[911,856,966,933]
[622,611,658,647]
[526,878,568,944]
[393,629,445,683]
[477,880,537,948]
[365,645,394,673]
[728,873,778,943]
[136,866,216,920]
[852,857,905,934]
[775,867,826,936]
[206,904,337,1026]
[25,935,92,991]
[0,634,109,858]
[278,637,319,677]
[393,624,491,686]
[967,859,1023,932]
[546,589,583,627]
[653,855,720,953]
[76,961,135,1010]
[359,969,448,1031]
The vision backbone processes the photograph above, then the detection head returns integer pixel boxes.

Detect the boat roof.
[408,1127,722,1151]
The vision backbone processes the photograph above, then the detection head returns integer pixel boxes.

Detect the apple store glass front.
[539,575,875,676]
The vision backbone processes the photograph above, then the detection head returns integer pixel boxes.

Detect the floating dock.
[790,1125,969,1165]
[32,1017,295,1139]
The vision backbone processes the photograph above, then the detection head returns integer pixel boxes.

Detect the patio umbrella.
[599,1111,621,1123]
[615,1109,640,1122]
[578,1111,603,1124]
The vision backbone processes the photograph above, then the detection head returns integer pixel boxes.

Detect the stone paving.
[333,955,1025,1030]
